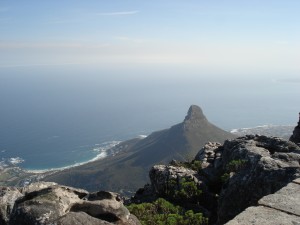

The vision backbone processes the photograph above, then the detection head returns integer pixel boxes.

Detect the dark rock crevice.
[70,203,120,222]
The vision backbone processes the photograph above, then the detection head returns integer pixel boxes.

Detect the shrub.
[226,159,247,172]
[220,159,247,184]
[220,173,230,183]
[127,198,208,225]
[165,177,202,202]
[173,160,202,173]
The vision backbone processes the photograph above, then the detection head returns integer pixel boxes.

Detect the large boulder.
[0,182,140,225]
[149,165,203,194]
[217,135,300,224]
[195,142,223,183]
[141,164,216,217]
[0,187,23,224]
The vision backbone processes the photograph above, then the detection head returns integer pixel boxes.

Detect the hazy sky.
[0,0,299,75]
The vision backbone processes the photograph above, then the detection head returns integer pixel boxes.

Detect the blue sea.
[0,64,299,170]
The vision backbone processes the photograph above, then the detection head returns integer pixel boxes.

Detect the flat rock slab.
[293,178,300,185]
[259,182,300,216]
[226,206,300,225]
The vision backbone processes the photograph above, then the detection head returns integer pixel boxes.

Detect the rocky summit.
[131,135,300,224]
[0,182,140,225]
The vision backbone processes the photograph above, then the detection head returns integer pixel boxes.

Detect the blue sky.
[0,0,300,76]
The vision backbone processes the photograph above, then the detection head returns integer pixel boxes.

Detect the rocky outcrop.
[0,187,23,224]
[290,113,300,145]
[131,164,205,204]
[149,165,203,194]
[217,135,300,224]
[195,142,223,183]
[0,182,140,225]
[132,135,300,224]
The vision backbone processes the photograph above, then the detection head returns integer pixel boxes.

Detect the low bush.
[127,198,208,225]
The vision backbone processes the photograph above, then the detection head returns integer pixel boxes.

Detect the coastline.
[230,124,293,139]
[0,140,122,187]
[0,134,151,187]
[23,141,122,174]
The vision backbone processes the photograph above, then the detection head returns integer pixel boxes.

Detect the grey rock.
[226,179,300,224]
[4,182,139,225]
[0,186,23,224]
[20,182,58,195]
[225,206,300,225]
[147,164,216,214]
[217,135,300,224]
[293,178,300,184]
[56,212,112,225]
[195,142,223,181]
[258,182,300,216]
[149,165,204,195]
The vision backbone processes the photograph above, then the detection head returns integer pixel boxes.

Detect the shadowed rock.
[290,112,300,145]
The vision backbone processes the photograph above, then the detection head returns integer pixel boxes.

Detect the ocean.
[0,64,299,170]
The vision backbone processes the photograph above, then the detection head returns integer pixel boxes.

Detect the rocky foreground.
[131,135,300,224]
[0,182,140,225]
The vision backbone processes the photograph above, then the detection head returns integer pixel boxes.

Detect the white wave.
[0,157,25,168]
[230,129,239,133]
[138,135,147,139]
[92,141,121,152]
[25,140,121,174]
[230,124,294,138]
[231,124,294,133]
[231,124,273,133]
[9,157,25,165]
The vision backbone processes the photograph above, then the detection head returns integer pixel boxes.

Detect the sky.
[0,0,300,76]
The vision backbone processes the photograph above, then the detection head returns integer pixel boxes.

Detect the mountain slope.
[44,105,235,194]
[128,105,235,166]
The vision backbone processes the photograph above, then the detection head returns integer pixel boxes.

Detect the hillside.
[44,105,235,194]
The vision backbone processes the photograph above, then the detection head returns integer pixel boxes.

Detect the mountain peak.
[184,105,207,122]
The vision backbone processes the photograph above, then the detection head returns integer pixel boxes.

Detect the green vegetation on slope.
[221,159,248,183]
[128,198,208,225]
[165,177,202,202]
